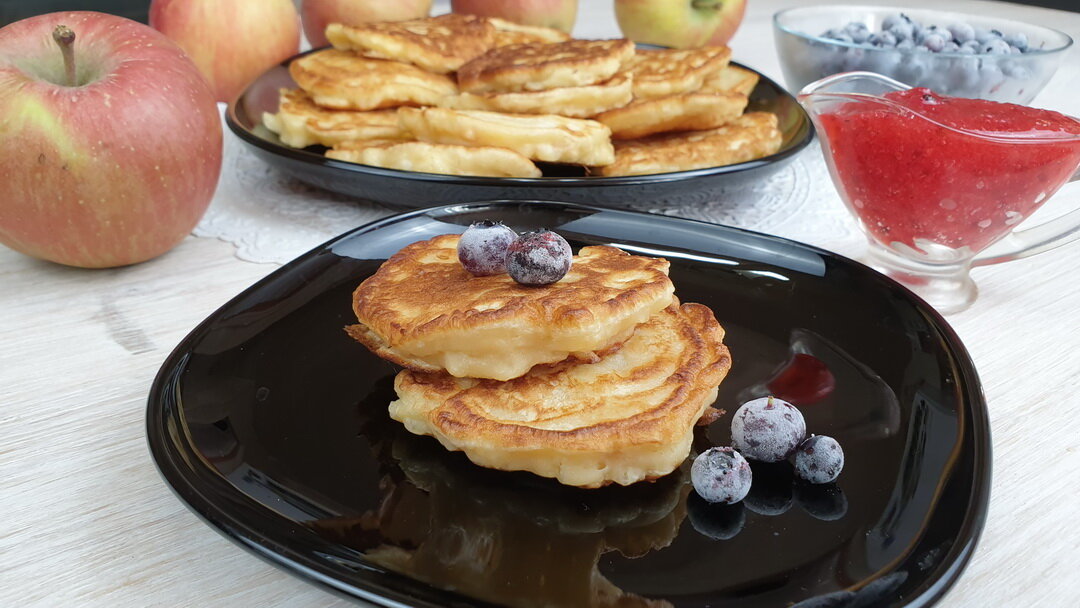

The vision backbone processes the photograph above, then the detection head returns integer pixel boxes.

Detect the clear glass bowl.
[774,5,1073,103]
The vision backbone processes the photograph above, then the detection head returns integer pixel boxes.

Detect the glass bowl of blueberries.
[773,5,1073,103]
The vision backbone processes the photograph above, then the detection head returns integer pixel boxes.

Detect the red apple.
[0,12,222,268]
[302,0,434,48]
[614,0,746,48]
[150,0,300,103]
[451,0,578,33]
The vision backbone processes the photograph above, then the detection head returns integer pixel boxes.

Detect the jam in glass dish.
[799,72,1080,313]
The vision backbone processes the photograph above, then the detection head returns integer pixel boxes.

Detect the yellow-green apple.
[0,12,222,268]
[615,0,746,48]
[150,0,300,102]
[301,0,433,48]
[451,0,578,33]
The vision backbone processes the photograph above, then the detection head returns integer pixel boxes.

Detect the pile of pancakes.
[346,234,733,488]
[263,13,783,178]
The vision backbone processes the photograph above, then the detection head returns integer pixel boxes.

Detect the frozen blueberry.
[973,27,994,44]
[1005,32,1028,52]
[922,33,947,52]
[943,41,960,53]
[691,447,753,504]
[687,493,745,540]
[880,14,907,32]
[730,396,806,463]
[983,38,1012,54]
[947,22,976,44]
[794,435,844,483]
[896,38,915,50]
[962,39,982,52]
[887,21,915,42]
[743,461,794,516]
[457,221,518,276]
[506,230,572,286]
[843,22,870,43]
[867,31,897,47]
[794,481,848,521]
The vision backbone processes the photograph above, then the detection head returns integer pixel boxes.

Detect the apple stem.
[691,0,723,10]
[53,25,77,87]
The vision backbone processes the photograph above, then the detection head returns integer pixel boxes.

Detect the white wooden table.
[2,1,1079,606]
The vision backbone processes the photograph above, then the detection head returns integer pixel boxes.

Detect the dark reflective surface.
[225,52,814,210]
[147,202,990,608]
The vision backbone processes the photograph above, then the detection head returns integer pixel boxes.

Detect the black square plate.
[147,201,989,607]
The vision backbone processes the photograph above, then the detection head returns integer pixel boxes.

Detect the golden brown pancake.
[289,49,458,111]
[488,17,571,46]
[620,46,731,100]
[699,64,760,97]
[398,107,615,166]
[389,302,731,488]
[593,112,783,177]
[595,91,749,140]
[262,88,408,148]
[325,14,495,74]
[326,140,542,178]
[457,38,636,93]
[441,73,633,119]
[346,235,675,381]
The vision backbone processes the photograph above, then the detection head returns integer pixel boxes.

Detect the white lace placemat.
[194,109,865,265]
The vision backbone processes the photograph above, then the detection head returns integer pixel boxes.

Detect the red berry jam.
[819,88,1080,253]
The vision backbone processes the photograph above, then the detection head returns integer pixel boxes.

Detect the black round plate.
[147,201,990,608]
[225,51,814,209]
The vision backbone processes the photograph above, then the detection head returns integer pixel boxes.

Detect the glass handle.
[973,168,1080,267]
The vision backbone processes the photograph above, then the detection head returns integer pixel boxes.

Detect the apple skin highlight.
[150,0,300,103]
[614,0,746,48]
[0,11,222,268]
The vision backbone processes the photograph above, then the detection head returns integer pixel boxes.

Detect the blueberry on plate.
[691,447,753,504]
[730,396,806,463]
[506,230,572,286]
[794,434,844,484]
[457,220,518,276]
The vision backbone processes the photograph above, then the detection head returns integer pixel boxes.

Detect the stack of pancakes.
[346,234,732,488]
[262,13,782,178]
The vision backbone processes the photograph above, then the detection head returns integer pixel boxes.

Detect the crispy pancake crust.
[289,49,458,111]
[347,235,675,380]
[488,17,571,46]
[595,91,749,140]
[442,73,633,118]
[389,302,732,488]
[593,112,783,177]
[621,47,731,100]
[398,107,615,165]
[458,38,635,93]
[699,64,760,97]
[327,140,542,177]
[262,88,407,148]
[325,14,495,74]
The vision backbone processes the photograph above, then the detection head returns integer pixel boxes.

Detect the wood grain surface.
[2,1,1079,606]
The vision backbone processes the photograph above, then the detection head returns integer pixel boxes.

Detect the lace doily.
[195,111,864,265]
